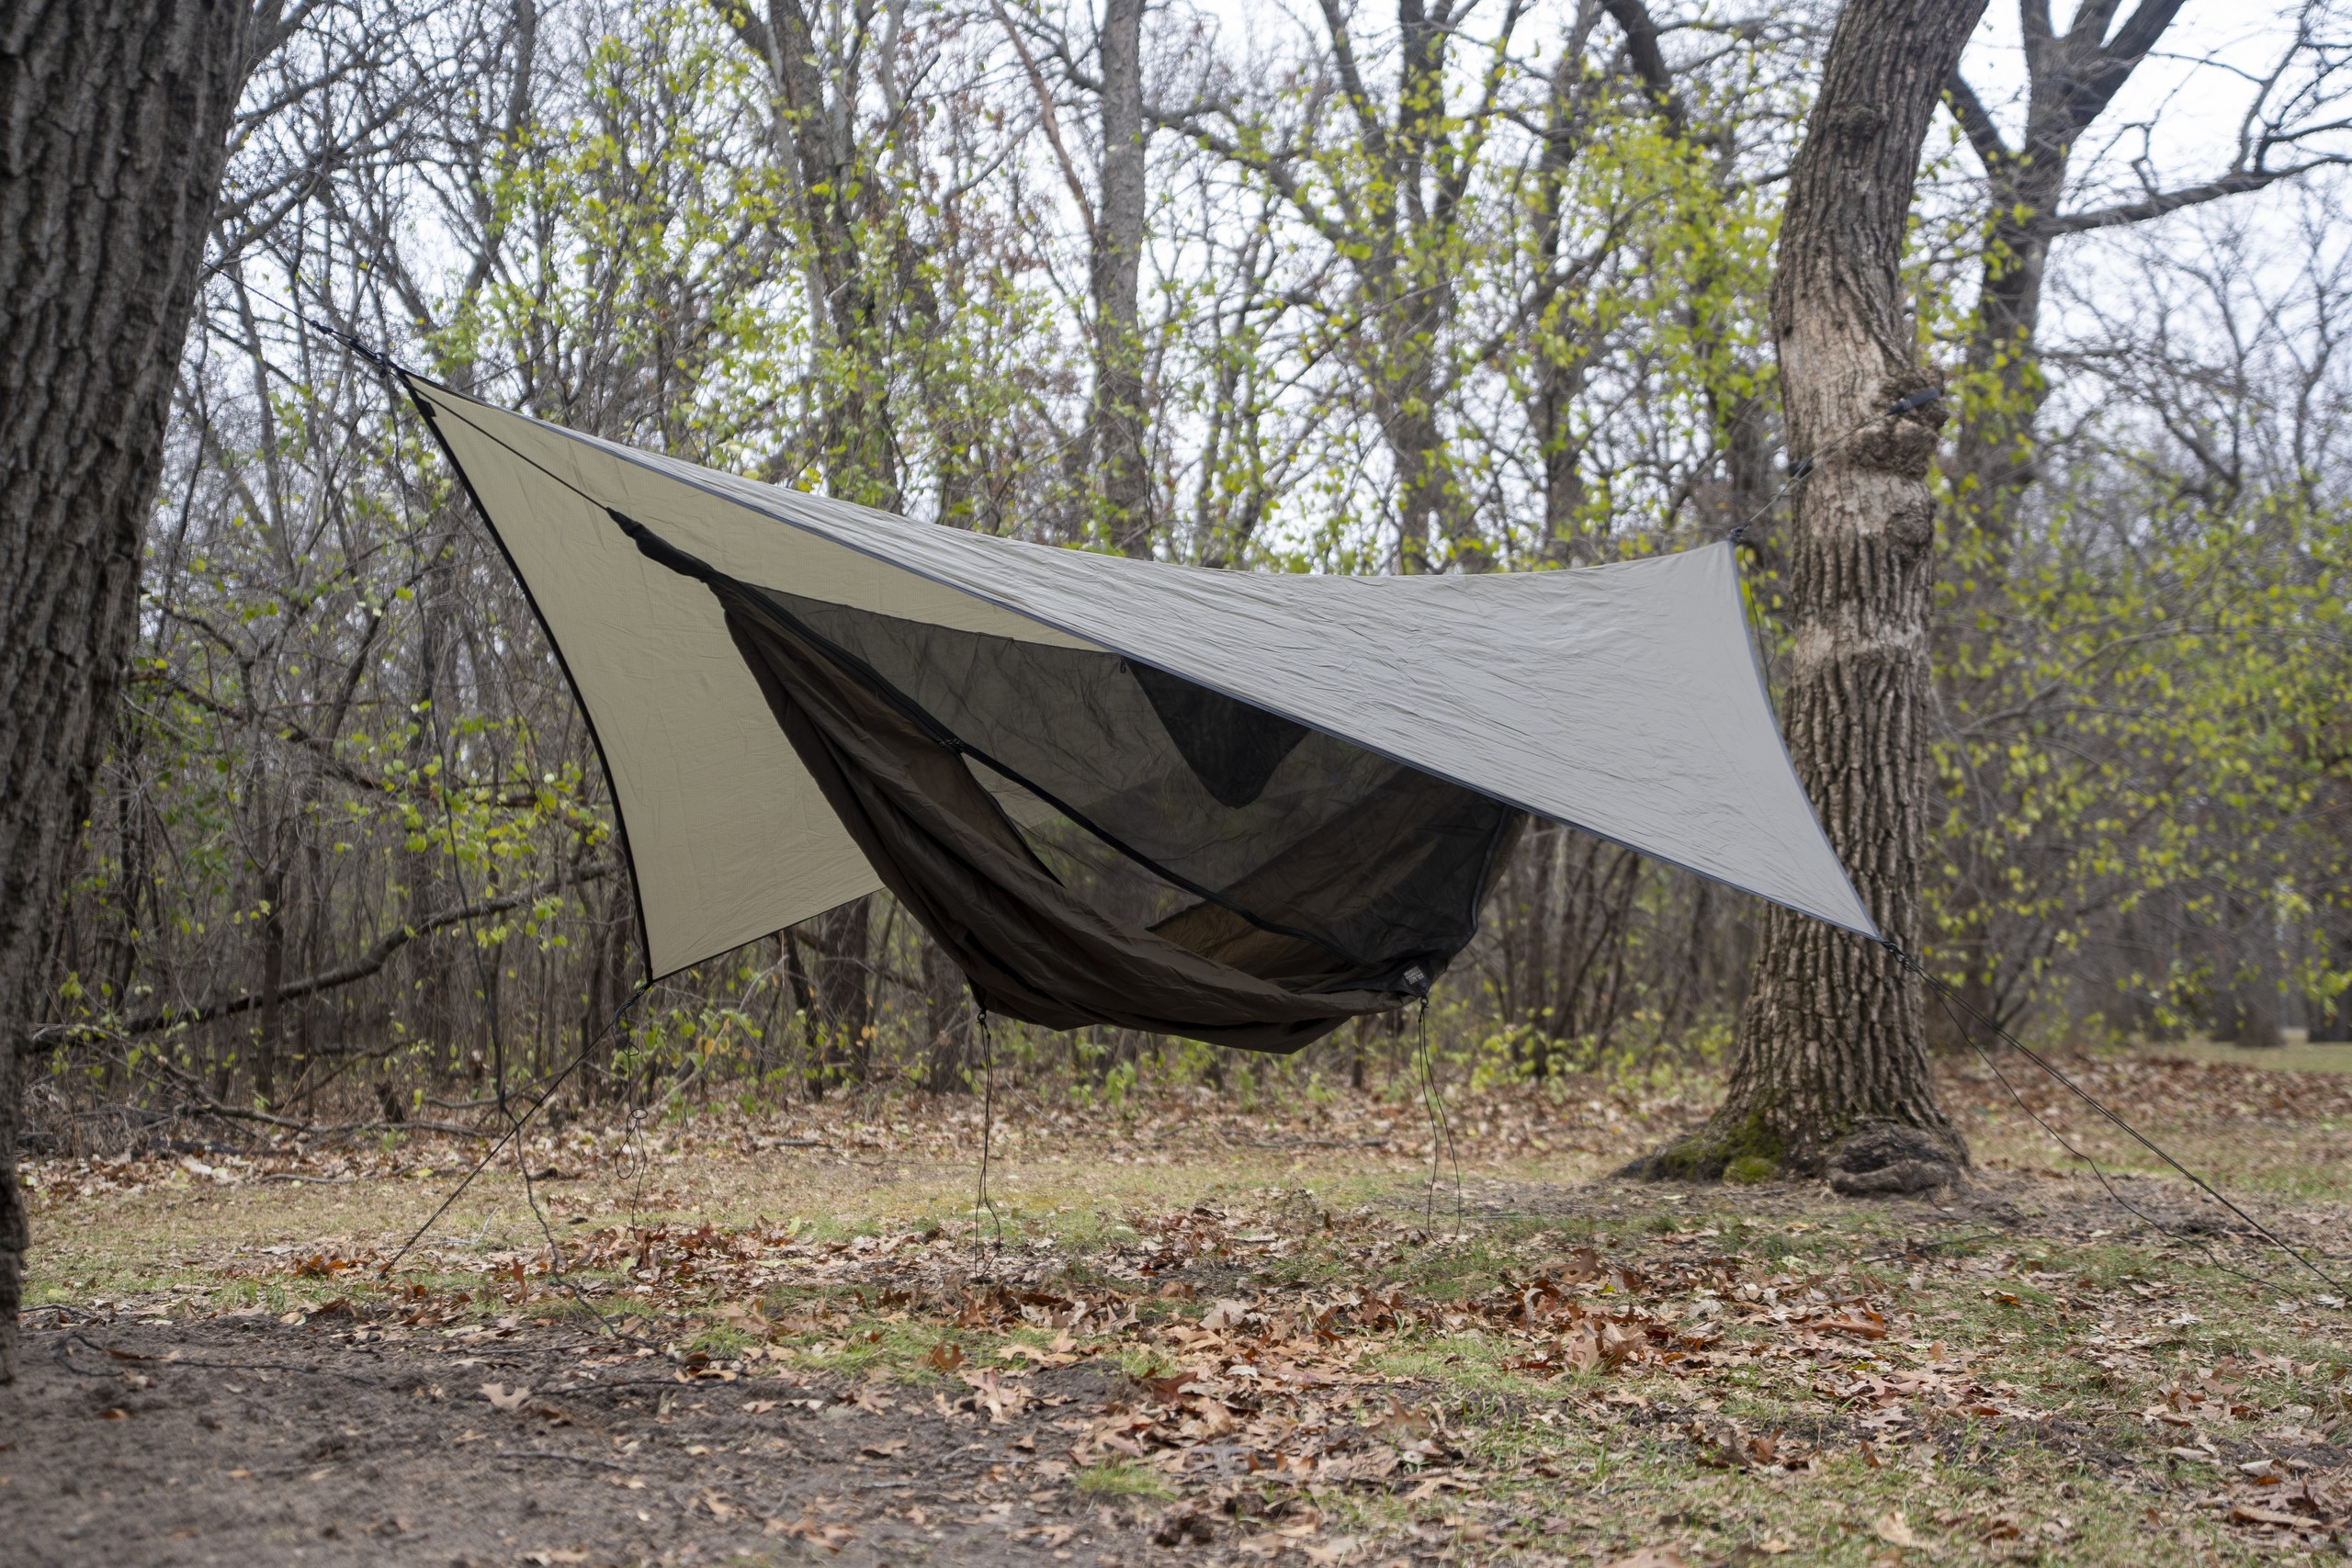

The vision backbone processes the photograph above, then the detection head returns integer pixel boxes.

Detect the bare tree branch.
[38,864,615,1046]
[2036,158,2351,234]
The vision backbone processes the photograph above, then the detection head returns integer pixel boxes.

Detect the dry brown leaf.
[1873,1511,1935,1552]
[1600,1550,1687,1568]
[480,1382,531,1411]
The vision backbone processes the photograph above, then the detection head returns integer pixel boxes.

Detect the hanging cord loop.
[969,993,1006,1275]
[1413,998,1463,1239]
[1726,386,1944,547]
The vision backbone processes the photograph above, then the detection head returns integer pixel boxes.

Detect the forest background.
[30,0,2352,1145]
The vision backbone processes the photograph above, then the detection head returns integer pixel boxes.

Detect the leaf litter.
[17,1062,2352,1562]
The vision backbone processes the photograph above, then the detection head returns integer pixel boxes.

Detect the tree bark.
[808,898,872,1089]
[1634,0,1985,1190]
[1091,0,1150,558]
[0,0,253,1382]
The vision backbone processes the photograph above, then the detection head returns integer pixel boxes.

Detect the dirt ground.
[8,1055,2352,1566]
[7,1313,1164,1568]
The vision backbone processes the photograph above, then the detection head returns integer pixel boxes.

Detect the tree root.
[1619,1116,1965,1195]
[1824,1122,1963,1196]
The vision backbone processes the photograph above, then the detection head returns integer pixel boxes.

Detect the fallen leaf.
[1403,1475,1476,1500]
[861,1438,910,1459]
[928,1340,966,1373]
[1600,1551,1687,1568]
[1757,1540,1794,1556]
[1873,1511,1935,1551]
[1202,1299,1253,1330]
[1818,1311,1889,1340]
[480,1382,531,1411]
[766,1515,856,1551]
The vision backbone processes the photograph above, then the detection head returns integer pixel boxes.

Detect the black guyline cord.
[287,296,658,1336]
[253,297,1025,1314]
[1884,939,2346,1301]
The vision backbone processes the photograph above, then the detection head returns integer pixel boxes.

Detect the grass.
[21,1054,2352,1563]
[1073,1460,1178,1501]
[2135,1038,2352,1073]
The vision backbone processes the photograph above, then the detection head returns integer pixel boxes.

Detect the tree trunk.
[809,898,871,1088]
[1634,0,1984,1191]
[1947,1,2186,543]
[1091,0,1150,558]
[920,934,968,1092]
[0,0,252,1382]
[256,862,287,1104]
[726,0,904,513]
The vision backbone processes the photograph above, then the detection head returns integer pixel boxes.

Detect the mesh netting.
[762,587,1518,998]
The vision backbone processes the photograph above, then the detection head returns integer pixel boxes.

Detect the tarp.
[403,376,1877,1024]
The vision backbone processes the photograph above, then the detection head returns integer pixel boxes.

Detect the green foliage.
[1928,479,2352,1033]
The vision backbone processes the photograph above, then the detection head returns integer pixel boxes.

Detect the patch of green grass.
[769,1316,973,1382]
[687,1324,758,1358]
[1073,1459,1176,1501]
[1116,1344,1179,1382]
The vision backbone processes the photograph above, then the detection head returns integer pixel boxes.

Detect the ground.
[6,1044,2351,1567]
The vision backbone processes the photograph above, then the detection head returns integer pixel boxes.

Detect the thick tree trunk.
[1091,0,1150,558]
[1634,0,1984,1192]
[0,0,252,1382]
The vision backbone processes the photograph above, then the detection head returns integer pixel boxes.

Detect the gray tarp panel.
[405,378,1877,986]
